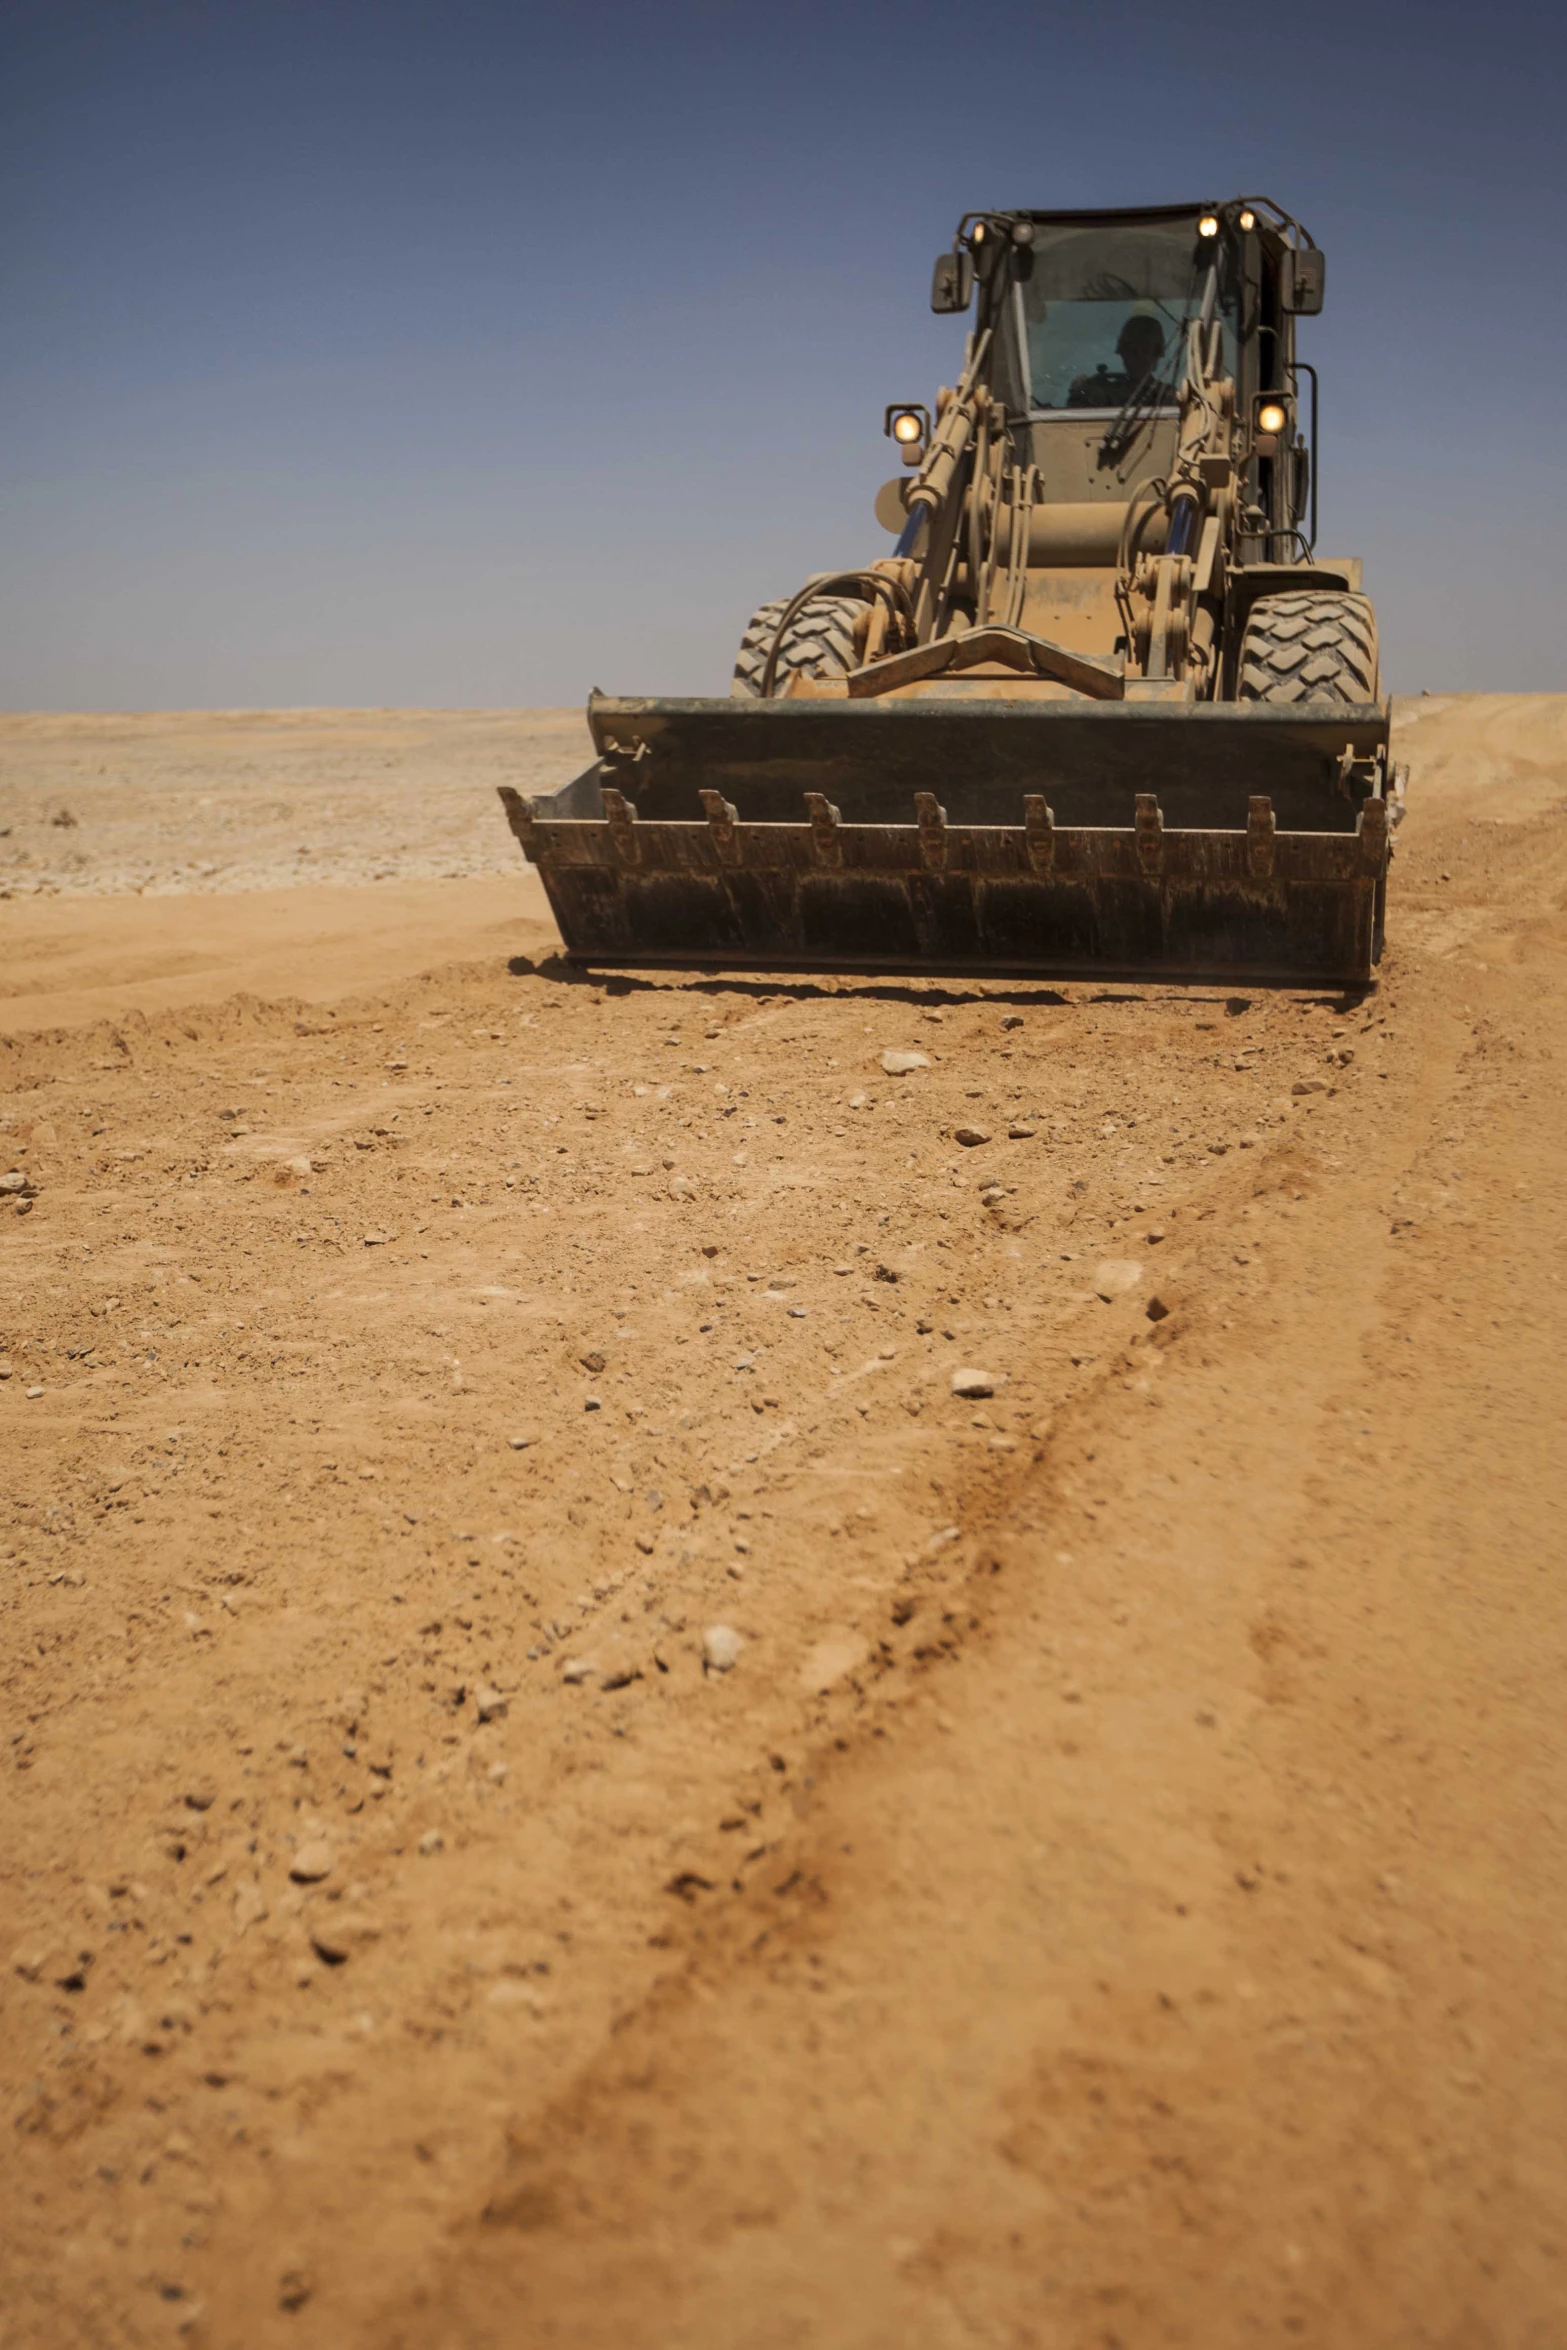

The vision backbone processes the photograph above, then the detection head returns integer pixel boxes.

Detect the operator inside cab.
[1068,309,1167,410]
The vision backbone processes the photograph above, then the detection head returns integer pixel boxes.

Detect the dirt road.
[2,695,1564,2347]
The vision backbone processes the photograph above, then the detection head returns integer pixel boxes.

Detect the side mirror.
[1283,248,1325,316]
[930,250,974,314]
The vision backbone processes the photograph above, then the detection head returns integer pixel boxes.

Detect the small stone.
[25,1386,44,1400]
[1007,1123,1036,1139]
[288,1841,334,1884]
[319,1906,377,1954]
[0,1171,31,1195]
[799,1632,869,1694]
[508,1433,537,1451]
[702,1624,744,1674]
[879,1049,930,1076]
[362,1229,394,1247]
[954,1125,991,1147]
[1000,1014,1024,1030]
[1093,1259,1144,1300]
[1292,1077,1329,1097]
[583,1396,602,1412]
[277,2270,314,2313]
[233,1880,268,1931]
[472,1685,508,1723]
[580,1350,606,1373]
[417,1830,445,1857]
[560,1657,597,1684]
[1146,1295,1173,1322]
[951,1366,999,1399]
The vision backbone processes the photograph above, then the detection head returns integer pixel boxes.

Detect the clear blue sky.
[1,0,1560,707]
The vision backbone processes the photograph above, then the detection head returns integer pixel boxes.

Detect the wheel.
[732,593,870,697]
[1236,591,1380,705]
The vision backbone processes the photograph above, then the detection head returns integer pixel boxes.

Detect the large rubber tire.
[1237,591,1380,705]
[732,594,870,698]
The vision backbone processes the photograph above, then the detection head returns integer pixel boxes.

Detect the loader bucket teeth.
[504,695,1393,986]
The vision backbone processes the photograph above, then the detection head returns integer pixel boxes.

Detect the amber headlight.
[1198,213,1220,238]
[1256,400,1288,436]
[891,412,923,444]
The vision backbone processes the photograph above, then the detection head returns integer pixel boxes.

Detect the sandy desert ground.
[1,693,1565,2348]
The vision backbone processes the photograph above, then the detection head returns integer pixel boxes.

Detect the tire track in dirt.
[379,793,1567,2348]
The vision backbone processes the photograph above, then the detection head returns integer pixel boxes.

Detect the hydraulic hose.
[758,570,913,700]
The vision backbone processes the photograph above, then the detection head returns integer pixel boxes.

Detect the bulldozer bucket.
[500,694,1394,986]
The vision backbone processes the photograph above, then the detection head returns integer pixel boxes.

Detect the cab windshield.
[1012,216,1237,414]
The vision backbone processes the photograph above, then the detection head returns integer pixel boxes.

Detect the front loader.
[501,197,1402,984]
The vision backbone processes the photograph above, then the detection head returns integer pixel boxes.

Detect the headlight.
[1257,400,1288,436]
[891,412,923,444]
[1238,208,1256,231]
[1198,213,1220,238]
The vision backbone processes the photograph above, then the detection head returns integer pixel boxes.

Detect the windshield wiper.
[1097,366,1174,469]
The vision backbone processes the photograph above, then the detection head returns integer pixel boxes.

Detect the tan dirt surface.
[0,708,590,901]
[1,694,1564,2348]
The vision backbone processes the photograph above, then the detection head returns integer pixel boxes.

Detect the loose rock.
[1094,1259,1145,1300]
[951,1366,1000,1399]
[702,1624,744,1674]
[233,1880,268,1930]
[288,1840,334,1884]
[954,1125,991,1147]
[472,1685,508,1723]
[879,1049,931,1076]
[800,1632,870,1693]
